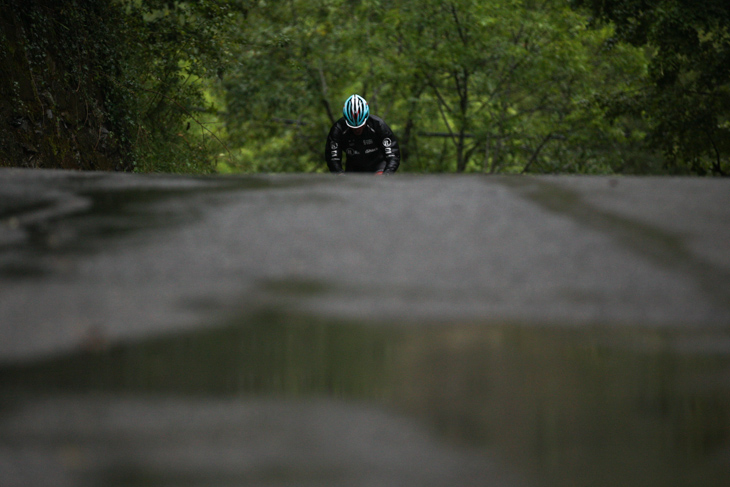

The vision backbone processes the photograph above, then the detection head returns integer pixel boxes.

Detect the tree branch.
[521,132,556,174]
[706,129,727,176]
[120,80,233,164]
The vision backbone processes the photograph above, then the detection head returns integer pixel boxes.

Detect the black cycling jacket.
[325,115,400,173]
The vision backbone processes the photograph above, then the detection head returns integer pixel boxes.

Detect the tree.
[221,0,650,174]
[383,0,650,173]
[571,0,730,175]
[116,0,247,172]
[220,0,365,172]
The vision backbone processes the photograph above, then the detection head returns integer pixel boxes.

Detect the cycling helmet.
[343,94,369,128]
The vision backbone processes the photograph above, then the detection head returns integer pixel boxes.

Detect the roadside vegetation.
[1,0,728,175]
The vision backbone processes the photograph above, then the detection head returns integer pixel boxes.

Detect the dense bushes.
[0,0,241,172]
[0,0,129,170]
[1,0,727,175]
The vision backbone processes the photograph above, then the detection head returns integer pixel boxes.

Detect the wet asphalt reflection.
[1,169,730,486]
[1,316,729,487]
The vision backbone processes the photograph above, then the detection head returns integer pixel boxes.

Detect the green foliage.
[220,0,365,172]
[114,0,248,173]
[220,0,653,174]
[5,0,723,174]
[0,0,244,172]
[571,0,730,175]
[383,0,638,173]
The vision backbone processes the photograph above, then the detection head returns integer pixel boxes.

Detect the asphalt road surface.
[1,168,729,487]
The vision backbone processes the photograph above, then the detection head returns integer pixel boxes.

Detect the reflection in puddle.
[1,315,729,487]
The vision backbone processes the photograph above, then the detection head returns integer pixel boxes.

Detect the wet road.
[1,168,729,486]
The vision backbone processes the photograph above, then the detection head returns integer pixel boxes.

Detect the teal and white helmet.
[343,94,369,128]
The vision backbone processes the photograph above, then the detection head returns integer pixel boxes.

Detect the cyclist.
[325,94,400,175]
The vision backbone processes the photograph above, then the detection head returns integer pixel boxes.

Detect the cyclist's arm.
[325,125,344,173]
[377,121,400,173]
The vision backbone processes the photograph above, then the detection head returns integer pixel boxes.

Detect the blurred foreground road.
[1,168,729,487]
[1,168,728,360]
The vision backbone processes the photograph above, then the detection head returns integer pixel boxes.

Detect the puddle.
[0,174,314,280]
[1,314,729,487]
